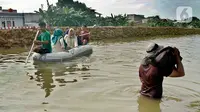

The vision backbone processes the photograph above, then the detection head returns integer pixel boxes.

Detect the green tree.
[36,0,129,26]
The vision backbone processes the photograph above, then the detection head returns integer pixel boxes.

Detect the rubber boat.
[32,45,93,62]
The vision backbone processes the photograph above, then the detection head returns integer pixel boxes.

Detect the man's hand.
[169,47,185,77]
[173,47,181,63]
[173,47,180,57]
[34,40,42,45]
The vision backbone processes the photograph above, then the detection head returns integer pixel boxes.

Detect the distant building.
[0,6,40,28]
[24,13,40,27]
[0,12,24,28]
[142,19,148,23]
[127,14,145,23]
[95,12,102,17]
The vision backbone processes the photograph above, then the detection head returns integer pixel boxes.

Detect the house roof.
[127,14,144,17]
[0,12,23,17]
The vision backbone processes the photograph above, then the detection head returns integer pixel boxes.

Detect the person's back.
[52,38,63,52]
[51,28,65,52]
[139,62,166,98]
[139,43,185,99]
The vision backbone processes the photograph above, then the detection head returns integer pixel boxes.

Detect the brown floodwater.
[0,35,200,112]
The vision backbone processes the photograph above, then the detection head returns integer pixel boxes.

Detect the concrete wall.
[14,17,24,27]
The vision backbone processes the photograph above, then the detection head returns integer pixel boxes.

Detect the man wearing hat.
[33,22,52,54]
[139,43,185,99]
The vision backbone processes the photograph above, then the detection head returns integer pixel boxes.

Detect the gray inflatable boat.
[32,45,93,62]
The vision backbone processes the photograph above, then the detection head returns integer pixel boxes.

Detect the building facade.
[0,6,40,28]
[0,13,24,28]
[24,13,40,27]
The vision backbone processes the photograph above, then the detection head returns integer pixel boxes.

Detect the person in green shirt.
[33,22,52,54]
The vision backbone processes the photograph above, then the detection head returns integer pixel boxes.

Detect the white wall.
[24,13,40,23]
[14,17,23,27]
[0,13,40,28]
[0,17,23,27]
[0,15,23,27]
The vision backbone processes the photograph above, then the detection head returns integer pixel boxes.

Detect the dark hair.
[39,21,46,27]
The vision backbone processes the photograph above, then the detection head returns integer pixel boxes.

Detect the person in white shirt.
[63,28,78,49]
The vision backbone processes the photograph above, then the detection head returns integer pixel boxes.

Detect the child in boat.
[63,28,78,49]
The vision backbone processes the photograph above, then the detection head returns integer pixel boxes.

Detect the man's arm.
[169,47,185,77]
[34,40,49,45]
[79,32,90,37]
[40,41,49,44]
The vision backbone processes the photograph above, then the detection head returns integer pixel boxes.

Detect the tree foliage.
[147,15,200,28]
[35,0,129,26]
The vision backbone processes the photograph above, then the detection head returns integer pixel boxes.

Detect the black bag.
[148,46,182,75]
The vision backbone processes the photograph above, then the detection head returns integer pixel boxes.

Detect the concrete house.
[0,6,40,28]
[127,14,145,23]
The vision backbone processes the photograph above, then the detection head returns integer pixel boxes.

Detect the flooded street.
[0,36,200,112]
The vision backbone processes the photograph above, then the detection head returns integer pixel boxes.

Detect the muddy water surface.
[0,36,200,112]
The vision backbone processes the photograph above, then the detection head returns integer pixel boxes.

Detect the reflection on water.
[137,95,161,112]
[0,35,200,112]
[30,61,91,98]
[34,67,55,98]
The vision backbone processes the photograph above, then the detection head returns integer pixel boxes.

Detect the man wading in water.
[139,43,185,99]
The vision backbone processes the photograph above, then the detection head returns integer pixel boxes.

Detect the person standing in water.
[139,43,185,99]
[33,22,52,54]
